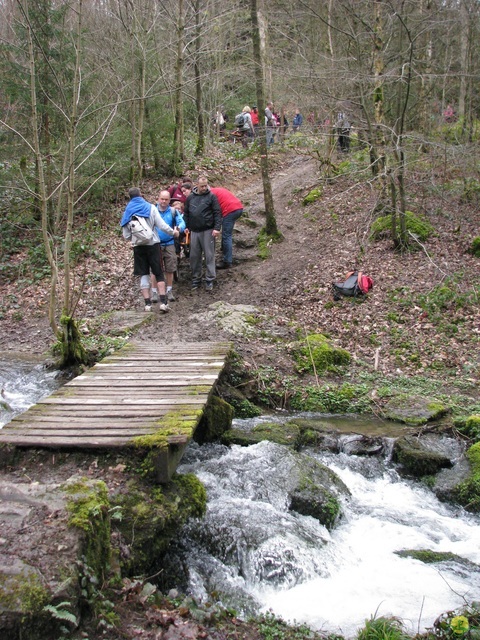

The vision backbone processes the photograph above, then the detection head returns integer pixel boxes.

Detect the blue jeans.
[221,209,243,264]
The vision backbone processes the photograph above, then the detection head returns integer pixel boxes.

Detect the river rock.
[288,456,351,530]
[383,394,450,426]
[392,435,453,477]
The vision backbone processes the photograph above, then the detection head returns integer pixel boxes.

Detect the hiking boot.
[151,290,158,303]
[167,290,176,302]
[205,281,214,292]
[159,303,169,313]
[191,282,200,290]
[216,262,231,270]
[144,304,152,312]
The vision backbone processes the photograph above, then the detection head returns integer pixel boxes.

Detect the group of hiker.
[121,176,243,312]
[217,103,353,152]
[215,103,304,148]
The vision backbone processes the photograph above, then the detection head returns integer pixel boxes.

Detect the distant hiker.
[168,176,190,205]
[183,176,222,292]
[150,190,186,303]
[210,186,244,269]
[121,187,179,312]
[265,101,276,146]
[292,109,303,132]
[235,106,254,148]
[251,105,260,137]
[443,104,456,123]
[335,112,351,152]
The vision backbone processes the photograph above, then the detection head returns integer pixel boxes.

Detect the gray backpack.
[128,214,155,246]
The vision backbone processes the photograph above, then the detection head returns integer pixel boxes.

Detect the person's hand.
[212,229,220,238]
[173,228,180,238]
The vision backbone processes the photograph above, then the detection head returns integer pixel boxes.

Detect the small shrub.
[356,616,409,640]
[417,278,479,322]
[469,236,480,257]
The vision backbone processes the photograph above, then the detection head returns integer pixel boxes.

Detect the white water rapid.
[0,358,60,428]
[177,430,480,639]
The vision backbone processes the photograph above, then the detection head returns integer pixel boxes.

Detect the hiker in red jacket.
[210,187,243,269]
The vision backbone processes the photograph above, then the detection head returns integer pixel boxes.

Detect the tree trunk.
[22,0,59,337]
[458,0,468,122]
[194,0,205,157]
[250,0,279,238]
[173,0,185,168]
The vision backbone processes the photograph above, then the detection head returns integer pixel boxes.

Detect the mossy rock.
[383,394,450,426]
[449,441,480,513]
[392,436,453,477]
[294,334,351,374]
[370,210,435,242]
[395,549,480,570]
[218,385,262,419]
[64,478,112,581]
[194,395,234,444]
[285,419,340,451]
[0,567,61,640]
[221,421,301,447]
[302,187,323,206]
[112,473,206,576]
[288,457,350,530]
[469,236,480,257]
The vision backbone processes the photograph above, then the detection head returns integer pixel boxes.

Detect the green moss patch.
[395,549,479,570]
[302,187,323,205]
[451,441,480,512]
[370,210,435,243]
[64,479,111,580]
[294,333,351,374]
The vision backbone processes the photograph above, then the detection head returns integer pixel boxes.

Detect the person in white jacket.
[121,187,179,312]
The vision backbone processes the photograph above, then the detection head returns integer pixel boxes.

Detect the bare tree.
[3,0,117,366]
[250,0,279,238]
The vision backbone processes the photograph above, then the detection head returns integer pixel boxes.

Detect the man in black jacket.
[183,176,222,291]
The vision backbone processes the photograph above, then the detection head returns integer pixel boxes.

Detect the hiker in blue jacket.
[150,190,186,302]
[292,109,303,132]
[121,187,179,312]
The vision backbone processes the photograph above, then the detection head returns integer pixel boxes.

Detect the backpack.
[332,270,373,300]
[235,113,246,128]
[127,213,155,246]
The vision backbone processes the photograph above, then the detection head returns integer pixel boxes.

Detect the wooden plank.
[0,434,190,447]
[38,397,207,405]
[10,411,198,425]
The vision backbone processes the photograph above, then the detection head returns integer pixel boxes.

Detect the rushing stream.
[175,418,480,638]
[2,366,479,638]
[0,357,60,428]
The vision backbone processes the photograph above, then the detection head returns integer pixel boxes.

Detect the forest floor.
[0,141,479,639]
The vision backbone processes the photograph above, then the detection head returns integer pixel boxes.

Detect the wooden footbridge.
[0,341,231,482]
